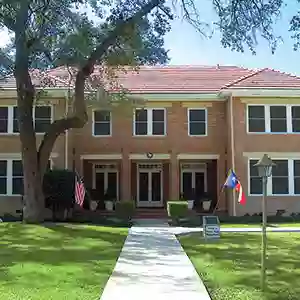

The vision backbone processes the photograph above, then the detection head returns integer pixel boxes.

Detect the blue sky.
[0,1,299,75]
[164,0,300,75]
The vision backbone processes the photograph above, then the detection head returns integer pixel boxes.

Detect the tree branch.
[38,0,164,173]
[27,0,52,49]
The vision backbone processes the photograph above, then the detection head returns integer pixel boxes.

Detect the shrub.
[115,200,136,221]
[43,169,75,212]
[167,200,188,222]
[43,169,91,220]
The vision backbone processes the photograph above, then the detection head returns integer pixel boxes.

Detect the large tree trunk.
[22,146,45,223]
[18,96,45,223]
[15,1,45,223]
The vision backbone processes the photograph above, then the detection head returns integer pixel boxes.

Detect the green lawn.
[0,222,128,300]
[179,232,300,300]
[221,223,300,228]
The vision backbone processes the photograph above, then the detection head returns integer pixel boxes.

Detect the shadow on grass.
[0,222,128,299]
[180,232,300,300]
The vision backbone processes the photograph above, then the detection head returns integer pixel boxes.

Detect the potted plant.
[182,190,195,210]
[201,192,211,211]
[103,191,115,211]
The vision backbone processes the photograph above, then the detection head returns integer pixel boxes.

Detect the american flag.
[75,173,85,207]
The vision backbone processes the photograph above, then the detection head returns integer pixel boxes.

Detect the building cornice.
[220,88,300,98]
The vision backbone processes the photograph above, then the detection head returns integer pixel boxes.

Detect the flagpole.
[213,186,224,214]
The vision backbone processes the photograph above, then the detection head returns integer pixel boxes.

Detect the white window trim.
[0,105,53,135]
[0,159,22,196]
[92,109,112,137]
[133,108,167,136]
[248,158,300,197]
[187,108,208,137]
[92,164,119,201]
[0,158,53,196]
[33,105,54,135]
[246,104,300,134]
[180,166,208,194]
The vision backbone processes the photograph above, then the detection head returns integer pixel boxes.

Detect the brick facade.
[1,65,300,217]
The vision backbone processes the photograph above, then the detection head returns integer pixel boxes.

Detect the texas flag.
[223,169,246,205]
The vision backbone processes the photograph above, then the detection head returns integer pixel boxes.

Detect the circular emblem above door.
[146,152,154,159]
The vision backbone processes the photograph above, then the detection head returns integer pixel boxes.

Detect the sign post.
[203,216,220,240]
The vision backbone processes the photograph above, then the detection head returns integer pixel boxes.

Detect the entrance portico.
[80,152,223,212]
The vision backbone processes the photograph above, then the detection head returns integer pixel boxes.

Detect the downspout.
[229,94,237,216]
[64,92,69,170]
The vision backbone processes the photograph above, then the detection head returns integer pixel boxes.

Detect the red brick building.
[1,65,300,216]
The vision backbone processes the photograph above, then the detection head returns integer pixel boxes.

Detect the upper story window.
[248,158,300,196]
[0,105,52,134]
[188,108,207,136]
[247,104,300,134]
[0,107,8,133]
[34,106,52,133]
[93,110,111,136]
[134,108,166,136]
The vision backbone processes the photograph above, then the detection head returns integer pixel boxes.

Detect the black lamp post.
[254,154,275,291]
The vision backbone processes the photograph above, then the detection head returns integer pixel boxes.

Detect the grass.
[179,232,300,300]
[221,223,300,228]
[174,216,300,228]
[0,222,128,300]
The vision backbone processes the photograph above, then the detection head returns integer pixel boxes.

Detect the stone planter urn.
[105,200,114,211]
[202,200,211,211]
[187,200,194,210]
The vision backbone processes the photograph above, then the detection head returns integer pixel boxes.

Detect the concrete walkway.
[100,220,211,300]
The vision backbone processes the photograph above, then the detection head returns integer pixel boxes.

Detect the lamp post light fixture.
[254,154,276,292]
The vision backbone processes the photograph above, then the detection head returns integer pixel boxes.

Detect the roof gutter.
[0,88,225,101]
[220,88,300,98]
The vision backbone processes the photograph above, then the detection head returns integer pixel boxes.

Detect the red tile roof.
[1,65,300,93]
[226,68,300,89]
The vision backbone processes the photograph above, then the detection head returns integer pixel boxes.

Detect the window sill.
[92,134,112,137]
[248,194,300,197]
[247,132,300,135]
[188,134,207,137]
[133,135,167,137]
[0,133,48,136]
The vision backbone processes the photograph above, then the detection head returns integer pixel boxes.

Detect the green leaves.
[213,0,283,54]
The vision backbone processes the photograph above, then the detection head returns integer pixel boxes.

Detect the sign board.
[202,216,220,240]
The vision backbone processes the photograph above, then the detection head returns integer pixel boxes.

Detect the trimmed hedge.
[115,200,136,221]
[167,201,188,221]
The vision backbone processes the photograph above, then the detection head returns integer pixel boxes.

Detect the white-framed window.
[12,160,23,195]
[247,104,300,134]
[0,105,52,134]
[0,107,9,133]
[92,110,112,136]
[0,160,7,195]
[0,159,52,196]
[188,108,207,136]
[133,108,166,136]
[248,158,300,196]
[34,106,52,133]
